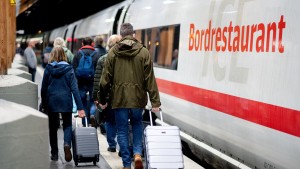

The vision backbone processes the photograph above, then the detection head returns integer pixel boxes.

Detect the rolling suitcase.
[144,109,184,169]
[72,115,100,166]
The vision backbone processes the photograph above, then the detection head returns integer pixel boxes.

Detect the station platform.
[49,125,203,169]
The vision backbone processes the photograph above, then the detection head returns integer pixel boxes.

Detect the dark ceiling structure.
[17,0,125,35]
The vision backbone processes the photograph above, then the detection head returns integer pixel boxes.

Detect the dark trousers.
[48,112,72,155]
[28,67,36,82]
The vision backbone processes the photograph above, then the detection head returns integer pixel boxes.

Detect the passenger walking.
[41,41,53,68]
[16,42,24,56]
[91,35,107,132]
[72,37,101,127]
[24,40,37,82]
[54,37,74,64]
[94,35,107,57]
[41,46,85,162]
[93,34,121,153]
[99,23,161,169]
[171,49,179,70]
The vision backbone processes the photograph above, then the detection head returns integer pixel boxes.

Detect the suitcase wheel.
[93,159,97,166]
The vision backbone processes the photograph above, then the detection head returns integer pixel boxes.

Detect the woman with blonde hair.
[41,46,85,162]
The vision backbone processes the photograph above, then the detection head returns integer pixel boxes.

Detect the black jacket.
[94,45,107,57]
[41,61,83,113]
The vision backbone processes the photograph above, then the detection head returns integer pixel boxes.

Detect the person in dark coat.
[94,35,107,57]
[41,41,53,68]
[93,34,121,152]
[41,46,85,162]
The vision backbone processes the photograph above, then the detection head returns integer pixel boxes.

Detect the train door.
[112,7,124,34]
[70,25,78,54]
[63,29,68,40]
[42,31,50,50]
[113,2,132,35]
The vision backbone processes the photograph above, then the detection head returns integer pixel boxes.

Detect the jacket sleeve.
[92,57,102,100]
[70,69,84,110]
[97,56,106,100]
[99,53,113,105]
[41,67,49,109]
[144,50,161,107]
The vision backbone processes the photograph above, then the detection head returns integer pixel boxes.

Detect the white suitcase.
[144,109,184,169]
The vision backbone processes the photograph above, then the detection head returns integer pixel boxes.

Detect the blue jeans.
[90,104,96,117]
[115,108,143,168]
[105,110,117,148]
[48,112,72,155]
[78,85,94,126]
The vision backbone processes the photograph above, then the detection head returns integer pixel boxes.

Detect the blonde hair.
[107,35,122,49]
[49,46,68,63]
[54,37,66,47]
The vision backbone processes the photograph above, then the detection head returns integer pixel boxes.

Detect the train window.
[135,24,180,70]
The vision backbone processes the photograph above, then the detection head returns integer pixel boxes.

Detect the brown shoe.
[64,144,72,162]
[90,115,96,128]
[134,154,143,169]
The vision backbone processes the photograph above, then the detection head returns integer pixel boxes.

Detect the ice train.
[19,0,300,169]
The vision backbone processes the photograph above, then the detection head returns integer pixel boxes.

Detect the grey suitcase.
[144,109,184,169]
[72,115,100,166]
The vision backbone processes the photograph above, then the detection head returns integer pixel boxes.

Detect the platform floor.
[49,124,203,169]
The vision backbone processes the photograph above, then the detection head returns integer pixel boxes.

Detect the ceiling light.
[163,0,175,4]
[105,18,114,22]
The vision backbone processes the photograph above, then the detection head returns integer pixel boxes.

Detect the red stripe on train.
[156,78,300,137]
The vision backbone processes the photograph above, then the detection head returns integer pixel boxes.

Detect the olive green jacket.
[99,36,161,109]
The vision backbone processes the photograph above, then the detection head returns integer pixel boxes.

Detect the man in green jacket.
[99,23,161,169]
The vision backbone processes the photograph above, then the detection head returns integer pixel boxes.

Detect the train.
[17,0,300,169]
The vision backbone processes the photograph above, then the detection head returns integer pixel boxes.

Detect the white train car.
[29,0,300,168]
[123,0,300,169]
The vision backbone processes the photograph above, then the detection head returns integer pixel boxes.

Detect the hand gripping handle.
[148,108,163,126]
[74,115,88,128]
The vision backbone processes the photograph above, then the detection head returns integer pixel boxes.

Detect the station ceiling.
[16,0,125,35]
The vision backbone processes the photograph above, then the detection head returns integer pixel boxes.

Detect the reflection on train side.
[135,24,180,70]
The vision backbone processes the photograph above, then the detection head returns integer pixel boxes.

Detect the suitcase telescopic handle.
[74,115,88,128]
[149,108,164,126]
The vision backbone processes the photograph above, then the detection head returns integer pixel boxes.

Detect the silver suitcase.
[72,116,100,166]
[144,109,184,169]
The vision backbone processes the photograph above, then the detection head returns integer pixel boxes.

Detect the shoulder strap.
[79,50,85,56]
[79,50,96,57]
[90,51,97,57]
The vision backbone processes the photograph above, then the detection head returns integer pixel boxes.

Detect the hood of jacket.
[47,61,72,78]
[113,36,143,58]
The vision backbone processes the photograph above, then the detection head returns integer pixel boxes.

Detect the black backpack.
[76,50,97,79]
